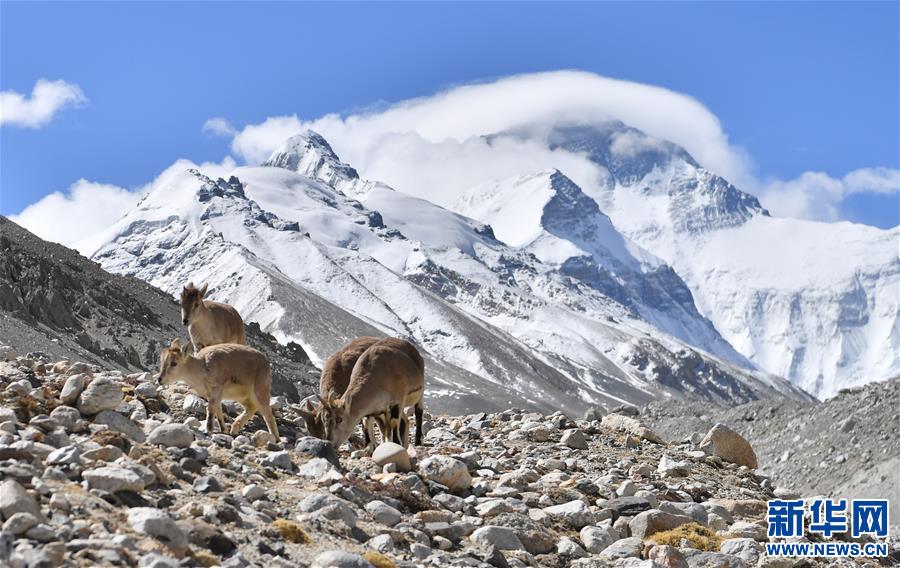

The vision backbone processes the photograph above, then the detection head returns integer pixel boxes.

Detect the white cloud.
[229,70,758,205]
[11,157,237,253]
[760,168,900,222]
[202,117,236,137]
[0,79,87,128]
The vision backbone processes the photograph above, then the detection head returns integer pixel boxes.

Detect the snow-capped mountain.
[525,123,898,398]
[85,131,809,414]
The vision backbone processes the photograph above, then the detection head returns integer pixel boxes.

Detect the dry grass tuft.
[363,551,397,568]
[345,476,437,512]
[191,550,219,567]
[271,519,311,543]
[648,522,723,551]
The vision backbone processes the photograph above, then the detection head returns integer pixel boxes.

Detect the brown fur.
[158,339,278,438]
[180,282,246,350]
[320,337,425,448]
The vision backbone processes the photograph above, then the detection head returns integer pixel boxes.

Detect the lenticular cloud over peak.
[229,70,756,199]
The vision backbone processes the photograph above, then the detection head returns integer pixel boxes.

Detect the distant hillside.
[0,216,318,401]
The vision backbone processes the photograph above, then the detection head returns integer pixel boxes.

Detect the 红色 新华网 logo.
[765,498,890,558]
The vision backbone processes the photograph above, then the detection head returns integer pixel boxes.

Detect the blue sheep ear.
[181,341,193,355]
[199,283,209,297]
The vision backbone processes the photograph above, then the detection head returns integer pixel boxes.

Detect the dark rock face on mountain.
[0,216,317,400]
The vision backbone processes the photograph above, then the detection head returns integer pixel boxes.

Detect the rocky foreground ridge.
[1,353,897,568]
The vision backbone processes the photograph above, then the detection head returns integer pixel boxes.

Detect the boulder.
[83,466,147,493]
[76,377,123,415]
[60,374,87,405]
[629,509,693,539]
[599,536,643,560]
[372,442,411,472]
[648,544,690,568]
[94,410,146,442]
[561,428,588,450]
[147,423,194,448]
[543,500,597,529]
[580,525,617,553]
[419,455,471,492]
[699,424,758,469]
[128,508,188,551]
[601,414,663,444]
[0,479,44,521]
[471,526,525,551]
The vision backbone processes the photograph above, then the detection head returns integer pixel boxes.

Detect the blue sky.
[2,1,898,228]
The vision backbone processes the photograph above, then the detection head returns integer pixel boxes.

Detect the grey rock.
[561,428,588,449]
[94,410,146,442]
[295,436,340,467]
[134,382,159,398]
[580,525,617,553]
[60,374,87,405]
[128,508,188,551]
[76,377,123,415]
[419,455,471,492]
[684,551,747,568]
[46,444,81,466]
[83,466,147,492]
[557,536,589,558]
[629,509,693,539]
[365,500,402,526]
[543,499,597,529]
[261,450,293,470]
[471,526,524,551]
[310,550,373,568]
[599,536,643,560]
[147,423,193,448]
[2,511,39,535]
[720,538,763,565]
[372,442,411,472]
[0,479,44,521]
[699,423,758,469]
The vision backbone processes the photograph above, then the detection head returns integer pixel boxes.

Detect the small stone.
[310,550,372,568]
[580,525,617,553]
[543,499,597,529]
[134,382,159,398]
[561,428,588,449]
[138,553,180,568]
[147,423,194,448]
[699,423,758,469]
[94,410,146,442]
[365,500,402,526]
[629,509,693,539]
[2,511,40,535]
[128,508,188,551]
[720,538,763,564]
[0,479,44,520]
[367,533,394,553]
[76,377,124,415]
[182,394,207,413]
[83,466,146,493]
[60,374,87,405]
[261,450,293,470]
[658,455,692,477]
[297,457,342,482]
[599,536,643,560]
[193,476,223,493]
[372,442,411,472]
[648,544,689,568]
[251,430,277,448]
[419,455,472,492]
[295,436,340,467]
[46,444,81,466]
[49,405,81,431]
[242,484,266,502]
[410,543,431,559]
[557,536,588,558]
[471,526,525,551]
[601,414,663,443]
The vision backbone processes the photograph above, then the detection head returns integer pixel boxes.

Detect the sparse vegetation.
[271,519,311,543]
[648,523,723,551]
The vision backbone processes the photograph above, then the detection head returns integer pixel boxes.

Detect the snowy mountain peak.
[263,129,361,187]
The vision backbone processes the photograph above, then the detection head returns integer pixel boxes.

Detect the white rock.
[543,499,597,529]
[94,410,146,442]
[128,508,187,551]
[366,500,402,526]
[580,525,617,553]
[60,374,87,405]
[367,533,394,553]
[310,551,372,568]
[0,479,44,520]
[658,455,691,477]
[372,442,411,472]
[134,382,158,398]
[419,455,472,492]
[561,428,588,449]
[147,423,193,448]
[471,526,525,551]
[76,377,123,415]
[2,511,40,535]
[83,466,147,492]
[557,536,588,558]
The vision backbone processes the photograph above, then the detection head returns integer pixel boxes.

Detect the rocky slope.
[640,376,900,521]
[3,354,893,568]
[0,216,319,401]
